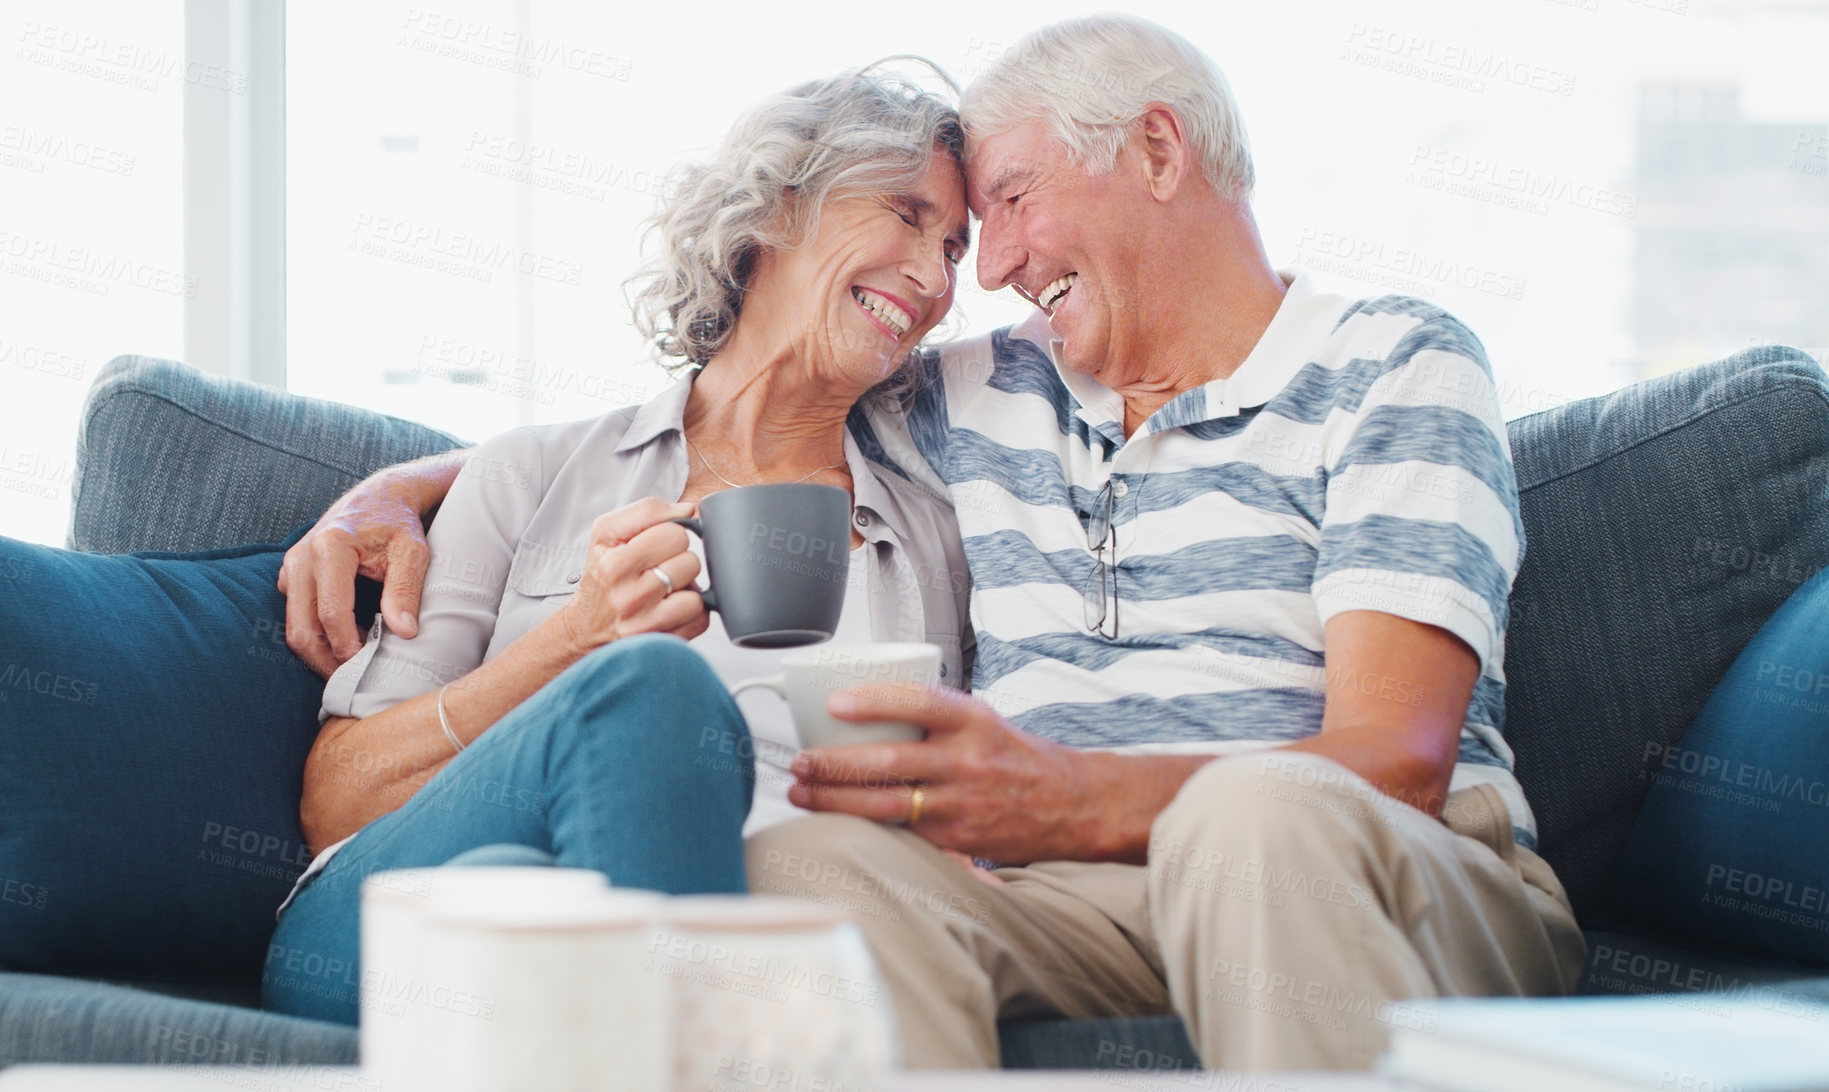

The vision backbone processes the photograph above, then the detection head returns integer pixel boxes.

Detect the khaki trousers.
[744,751,1586,1071]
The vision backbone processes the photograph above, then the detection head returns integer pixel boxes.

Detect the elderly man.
[282,16,1582,1070]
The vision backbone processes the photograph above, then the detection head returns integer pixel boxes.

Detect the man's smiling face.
[966,118,1150,380]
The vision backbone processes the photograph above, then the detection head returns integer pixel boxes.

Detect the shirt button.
[855,511,870,527]
[565,571,581,584]
[1112,480,1129,498]
[939,664,948,677]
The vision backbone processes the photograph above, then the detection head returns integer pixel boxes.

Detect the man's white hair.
[960,14,1254,200]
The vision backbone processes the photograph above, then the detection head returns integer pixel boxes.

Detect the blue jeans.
[261,635,754,1025]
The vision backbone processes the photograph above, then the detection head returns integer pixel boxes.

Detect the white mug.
[419,887,668,1092]
[360,867,610,1092]
[656,895,898,1092]
[730,642,941,766]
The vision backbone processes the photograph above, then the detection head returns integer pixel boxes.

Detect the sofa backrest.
[71,350,1829,923]
[1502,347,1829,918]
[69,356,465,554]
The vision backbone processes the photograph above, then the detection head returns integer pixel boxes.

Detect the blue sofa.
[4,346,1828,1069]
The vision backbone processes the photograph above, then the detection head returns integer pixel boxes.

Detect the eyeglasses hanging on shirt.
[1083,476,1119,639]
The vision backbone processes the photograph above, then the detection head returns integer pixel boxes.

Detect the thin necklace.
[684,434,846,489]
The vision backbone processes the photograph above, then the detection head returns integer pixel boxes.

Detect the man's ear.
[1136,104,1190,202]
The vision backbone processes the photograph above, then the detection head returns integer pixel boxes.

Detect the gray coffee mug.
[673,483,852,648]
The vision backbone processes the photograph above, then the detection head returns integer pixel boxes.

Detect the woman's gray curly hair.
[629,61,964,371]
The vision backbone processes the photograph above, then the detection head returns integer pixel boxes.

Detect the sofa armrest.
[69,356,466,555]
[1502,345,1829,918]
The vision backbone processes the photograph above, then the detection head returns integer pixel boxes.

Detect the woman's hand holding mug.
[557,498,708,654]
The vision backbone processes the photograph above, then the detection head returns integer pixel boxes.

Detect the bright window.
[0,1,186,545]
[284,0,1828,444]
[5,0,1825,545]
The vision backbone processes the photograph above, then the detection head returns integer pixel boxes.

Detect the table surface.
[0,1066,1400,1090]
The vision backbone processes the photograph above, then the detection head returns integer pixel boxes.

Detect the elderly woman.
[261,65,972,1024]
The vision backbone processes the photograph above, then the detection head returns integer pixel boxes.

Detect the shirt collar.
[1025,270,1353,436]
[613,370,696,453]
[843,426,902,543]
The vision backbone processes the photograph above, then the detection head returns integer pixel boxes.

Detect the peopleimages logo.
[349,213,585,286]
[0,664,97,704]
[1292,239,1524,303]
[747,520,848,566]
[0,339,86,381]
[1406,146,1638,220]
[1757,660,1829,698]
[398,8,632,81]
[0,228,199,298]
[460,131,673,201]
[1641,742,1829,809]
[0,125,135,176]
[1343,24,1577,97]
[1,878,49,911]
[1293,228,1527,301]
[646,930,882,1006]
[14,21,249,94]
[1704,865,1828,923]
[198,821,311,882]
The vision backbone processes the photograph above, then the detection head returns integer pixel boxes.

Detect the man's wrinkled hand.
[277,475,433,678]
[786,686,1092,864]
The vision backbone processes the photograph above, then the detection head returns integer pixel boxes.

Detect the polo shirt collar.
[1034,270,1350,437]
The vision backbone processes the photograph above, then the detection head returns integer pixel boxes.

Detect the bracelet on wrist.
[436,683,465,754]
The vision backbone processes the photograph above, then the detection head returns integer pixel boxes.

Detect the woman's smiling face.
[743,151,971,389]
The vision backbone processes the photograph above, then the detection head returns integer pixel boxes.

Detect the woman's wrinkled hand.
[557,498,709,654]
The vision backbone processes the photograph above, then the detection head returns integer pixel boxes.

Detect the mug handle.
[669,517,718,613]
[728,674,797,772]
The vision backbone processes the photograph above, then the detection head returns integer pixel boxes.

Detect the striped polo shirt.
[866,272,1535,845]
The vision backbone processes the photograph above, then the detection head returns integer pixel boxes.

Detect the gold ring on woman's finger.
[649,567,675,596]
[908,785,926,825]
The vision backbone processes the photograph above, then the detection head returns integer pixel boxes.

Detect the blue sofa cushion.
[0,972,355,1066]
[1609,566,1829,963]
[1578,928,1829,1010]
[1501,348,1829,917]
[0,530,325,982]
